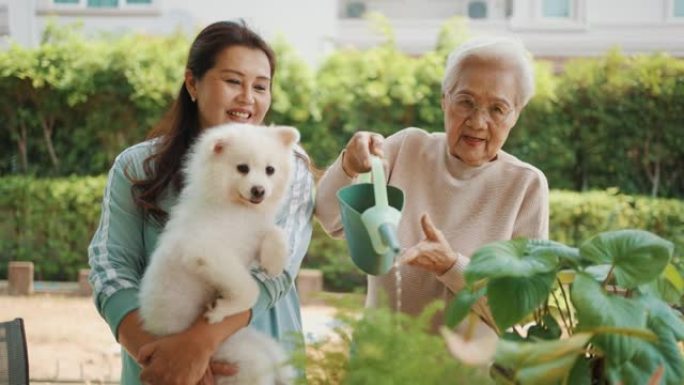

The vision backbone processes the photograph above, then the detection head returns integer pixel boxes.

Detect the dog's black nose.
[251,186,265,199]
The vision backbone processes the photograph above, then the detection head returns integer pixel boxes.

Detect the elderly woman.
[315,37,549,322]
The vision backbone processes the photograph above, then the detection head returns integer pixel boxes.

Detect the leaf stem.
[551,289,571,336]
[557,278,574,332]
[602,265,616,288]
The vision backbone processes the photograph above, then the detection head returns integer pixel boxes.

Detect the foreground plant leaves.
[494,332,592,384]
[342,303,494,385]
[488,271,557,331]
[579,230,673,289]
[571,273,648,364]
[445,286,485,328]
[465,239,563,283]
[605,295,684,385]
[441,315,499,366]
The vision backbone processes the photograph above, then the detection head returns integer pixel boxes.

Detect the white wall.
[4,0,338,66]
[2,0,38,47]
[160,0,338,66]
[589,0,666,24]
[4,0,684,62]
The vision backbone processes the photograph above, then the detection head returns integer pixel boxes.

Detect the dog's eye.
[237,164,249,174]
[265,166,275,176]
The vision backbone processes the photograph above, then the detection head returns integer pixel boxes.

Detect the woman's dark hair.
[129,20,276,223]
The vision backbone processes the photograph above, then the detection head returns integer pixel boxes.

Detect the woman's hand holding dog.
[138,328,214,385]
[138,334,237,385]
[137,310,250,385]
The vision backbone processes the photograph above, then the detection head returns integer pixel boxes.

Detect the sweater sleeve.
[314,152,355,238]
[249,155,315,322]
[512,169,550,240]
[436,253,470,294]
[88,148,147,340]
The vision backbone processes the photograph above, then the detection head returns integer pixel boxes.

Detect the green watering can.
[337,156,405,276]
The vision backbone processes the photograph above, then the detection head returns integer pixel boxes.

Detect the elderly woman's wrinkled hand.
[341,131,385,177]
[401,213,459,275]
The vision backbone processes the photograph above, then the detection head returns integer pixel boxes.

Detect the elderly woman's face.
[441,61,520,166]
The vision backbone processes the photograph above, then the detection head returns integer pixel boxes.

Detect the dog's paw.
[204,306,227,324]
[260,227,288,277]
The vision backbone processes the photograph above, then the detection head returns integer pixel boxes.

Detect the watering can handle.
[356,156,389,208]
[370,156,389,208]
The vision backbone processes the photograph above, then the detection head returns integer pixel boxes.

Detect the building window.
[43,0,157,15]
[87,0,118,6]
[53,0,152,6]
[345,1,366,18]
[505,0,514,18]
[468,1,488,19]
[675,0,684,17]
[542,0,570,18]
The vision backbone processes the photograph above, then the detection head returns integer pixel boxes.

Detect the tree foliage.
[1,23,683,198]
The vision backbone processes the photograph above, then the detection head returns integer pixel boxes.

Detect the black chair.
[0,318,29,385]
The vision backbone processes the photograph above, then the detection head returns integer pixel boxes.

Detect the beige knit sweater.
[315,128,549,320]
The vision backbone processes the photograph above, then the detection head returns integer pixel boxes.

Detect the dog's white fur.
[139,123,300,385]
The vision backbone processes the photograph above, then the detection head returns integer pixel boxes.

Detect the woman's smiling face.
[186,45,272,129]
[441,59,520,166]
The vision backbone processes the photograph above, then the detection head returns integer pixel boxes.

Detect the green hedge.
[2,21,683,198]
[1,176,682,290]
[0,176,106,280]
[550,189,684,250]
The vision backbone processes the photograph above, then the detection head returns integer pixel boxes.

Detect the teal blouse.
[87,140,314,384]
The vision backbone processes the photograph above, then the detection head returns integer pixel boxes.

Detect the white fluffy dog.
[139,123,299,385]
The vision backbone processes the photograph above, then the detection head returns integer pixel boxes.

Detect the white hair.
[441,36,535,107]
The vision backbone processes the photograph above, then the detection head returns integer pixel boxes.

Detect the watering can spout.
[378,223,401,255]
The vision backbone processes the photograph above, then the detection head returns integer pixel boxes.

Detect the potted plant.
[442,229,684,384]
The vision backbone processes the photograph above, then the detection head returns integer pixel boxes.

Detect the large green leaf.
[527,313,562,341]
[495,332,592,367]
[445,286,486,328]
[571,274,648,364]
[526,239,581,267]
[605,299,684,385]
[495,333,592,384]
[639,263,684,304]
[565,357,592,385]
[584,264,611,281]
[636,295,684,342]
[662,263,684,293]
[465,239,562,284]
[516,355,579,385]
[488,272,556,331]
[579,230,673,289]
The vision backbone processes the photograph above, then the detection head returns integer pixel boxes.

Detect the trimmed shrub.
[2,176,681,290]
[0,176,106,280]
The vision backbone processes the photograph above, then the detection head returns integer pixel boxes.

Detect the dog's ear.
[212,138,231,154]
[273,126,300,147]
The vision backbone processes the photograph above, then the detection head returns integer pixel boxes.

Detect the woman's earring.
[191,95,196,103]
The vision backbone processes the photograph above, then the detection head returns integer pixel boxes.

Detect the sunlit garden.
[1,17,683,385]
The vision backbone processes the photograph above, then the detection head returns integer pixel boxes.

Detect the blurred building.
[338,0,684,62]
[1,0,683,66]
[0,0,339,66]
